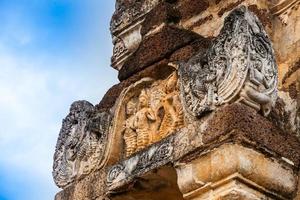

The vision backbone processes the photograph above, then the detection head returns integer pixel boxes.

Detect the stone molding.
[175,144,296,200]
[110,0,161,70]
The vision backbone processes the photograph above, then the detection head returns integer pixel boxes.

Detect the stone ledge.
[176,144,297,199]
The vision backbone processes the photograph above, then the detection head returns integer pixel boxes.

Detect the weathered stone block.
[119,25,201,80]
[176,144,297,199]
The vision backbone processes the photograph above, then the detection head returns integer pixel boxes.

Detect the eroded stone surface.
[55,169,107,200]
[179,6,278,117]
[53,101,111,188]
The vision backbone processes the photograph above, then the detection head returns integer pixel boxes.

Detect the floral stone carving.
[120,72,184,157]
[179,6,278,117]
[52,101,111,188]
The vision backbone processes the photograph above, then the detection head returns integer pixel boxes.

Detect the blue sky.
[0,1,117,199]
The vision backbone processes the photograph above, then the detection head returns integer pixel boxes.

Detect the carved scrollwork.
[110,0,161,70]
[112,38,128,64]
[179,6,278,117]
[107,164,125,185]
[52,101,111,188]
[106,136,173,188]
[150,142,173,162]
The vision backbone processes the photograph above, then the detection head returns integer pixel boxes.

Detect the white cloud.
[0,41,117,200]
[0,2,117,199]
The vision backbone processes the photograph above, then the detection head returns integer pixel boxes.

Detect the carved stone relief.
[107,136,174,190]
[110,0,161,70]
[179,6,278,117]
[113,72,184,158]
[111,24,142,70]
[52,101,111,188]
[111,37,128,70]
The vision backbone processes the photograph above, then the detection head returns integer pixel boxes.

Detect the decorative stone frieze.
[110,0,161,70]
[107,136,174,191]
[53,101,111,188]
[113,70,184,158]
[179,6,278,117]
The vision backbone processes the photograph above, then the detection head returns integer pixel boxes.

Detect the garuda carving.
[121,72,184,157]
[179,6,278,117]
[52,101,111,188]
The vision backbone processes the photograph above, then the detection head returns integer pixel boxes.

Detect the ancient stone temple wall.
[53,1,300,199]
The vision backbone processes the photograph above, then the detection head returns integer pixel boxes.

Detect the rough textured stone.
[119,25,201,80]
[179,6,278,117]
[202,103,300,167]
[248,4,272,30]
[282,59,300,85]
[169,38,211,63]
[107,103,300,199]
[176,0,209,20]
[53,101,111,188]
[140,1,180,36]
[98,35,211,113]
[55,170,106,200]
[96,60,174,112]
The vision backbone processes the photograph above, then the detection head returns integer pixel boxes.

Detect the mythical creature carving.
[179,6,278,117]
[122,72,184,157]
[52,101,111,188]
